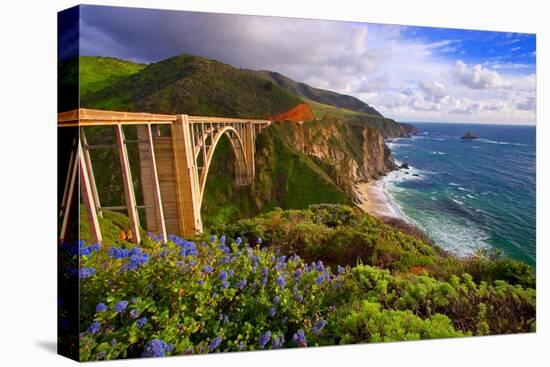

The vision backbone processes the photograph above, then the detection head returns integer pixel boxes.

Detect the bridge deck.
[58,108,271,127]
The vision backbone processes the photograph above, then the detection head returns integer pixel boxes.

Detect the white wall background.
[0,0,546,365]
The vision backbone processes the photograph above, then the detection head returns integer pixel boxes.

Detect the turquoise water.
[385,123,536,266]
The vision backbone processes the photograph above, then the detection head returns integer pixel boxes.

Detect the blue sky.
[75,5,536,124]
[401,26,536,72]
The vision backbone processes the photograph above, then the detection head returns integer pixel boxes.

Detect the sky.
[74,5,536,125]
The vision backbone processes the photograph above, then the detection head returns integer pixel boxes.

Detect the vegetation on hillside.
[252,70,383,117]
[82,54,303,118]
[79,56,146,99]
[69,204,535,360]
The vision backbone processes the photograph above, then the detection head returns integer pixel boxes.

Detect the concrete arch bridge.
[58,108,271,244]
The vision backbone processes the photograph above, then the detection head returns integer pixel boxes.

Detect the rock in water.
[461,131,478,140]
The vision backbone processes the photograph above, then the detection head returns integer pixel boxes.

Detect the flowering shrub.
[69,206,535,361]
[76,234,344,360]
[67,206,536,360]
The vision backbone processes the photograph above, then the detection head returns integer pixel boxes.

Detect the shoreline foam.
[356,179,402,219]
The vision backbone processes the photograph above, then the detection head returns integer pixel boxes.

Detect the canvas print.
[57,5,536,361]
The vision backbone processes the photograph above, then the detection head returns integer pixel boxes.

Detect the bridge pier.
[244,123,255,184]
[172,115,203,237]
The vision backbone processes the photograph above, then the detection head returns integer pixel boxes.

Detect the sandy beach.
[356,180,402,219]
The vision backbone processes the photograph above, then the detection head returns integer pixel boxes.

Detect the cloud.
[78,5,536,124]
[516,96,536,111]
[453,60,504,90]
[418,80,447,101]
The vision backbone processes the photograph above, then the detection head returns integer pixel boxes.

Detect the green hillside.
[252,70,414,138]
[252,70,383,117]
[82,54,303,118]
[79,56,145,99]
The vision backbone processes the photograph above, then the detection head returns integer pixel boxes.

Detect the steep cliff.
[202,118,396,227]
[267,119,395,203]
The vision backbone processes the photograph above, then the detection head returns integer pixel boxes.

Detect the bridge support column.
[137,125,167,242]
[172,115,203,237]
[244,123,255,184]
[79,140,103,244]
[115,125,141,244]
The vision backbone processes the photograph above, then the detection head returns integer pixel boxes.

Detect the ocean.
[385,123,536,266]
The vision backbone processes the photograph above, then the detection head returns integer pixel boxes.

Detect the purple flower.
[210,235,216,243]
[261,267,269,276]
[87,321,101,334]
[220,235,226,244]
[313,319,327,335]
[268,307,277,317]
[130,309,139,319]
[79,267,95,279]
[236,237,242,245]
[125,249,150,270]
[108,246,129,259]
[136,317,147,328]
[219,255,232,265]
[294,268,303,280]
[202,265,213,274]
[114,300,128,313]
[315,261,325,272]
[258,331,271,349]
[315,274,325,285]
[273,296,280,304]
[148,232,164,242]
[95,303,107,313]
[209,336,222,351]
[272,335,284,349]
[276,275,286,288]
[337,265,346,274]
[219,270,228,281]
[218,244,230,254]
[292,329,307,347]
[142,339,172,357]
[257,237,263,244]
[221,280,230,289]
[80,246,91,257]
[235,279,247,290]
[96,351,107,359]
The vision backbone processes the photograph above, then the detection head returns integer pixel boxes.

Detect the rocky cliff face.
[269,119,396,203]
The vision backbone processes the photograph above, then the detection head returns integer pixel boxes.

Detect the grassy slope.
[83,54,302,118]
[79,56,146,99]
[252,71,410,138]
[252,70,383,117]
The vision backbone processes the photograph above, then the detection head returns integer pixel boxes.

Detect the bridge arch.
[197,125,250,207]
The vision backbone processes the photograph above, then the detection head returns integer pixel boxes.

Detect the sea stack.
[461,131,478,140]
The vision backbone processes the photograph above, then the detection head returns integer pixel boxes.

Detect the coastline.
[356,179,402,219]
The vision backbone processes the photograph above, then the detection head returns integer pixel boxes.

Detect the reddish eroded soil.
[270,103,315,122]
